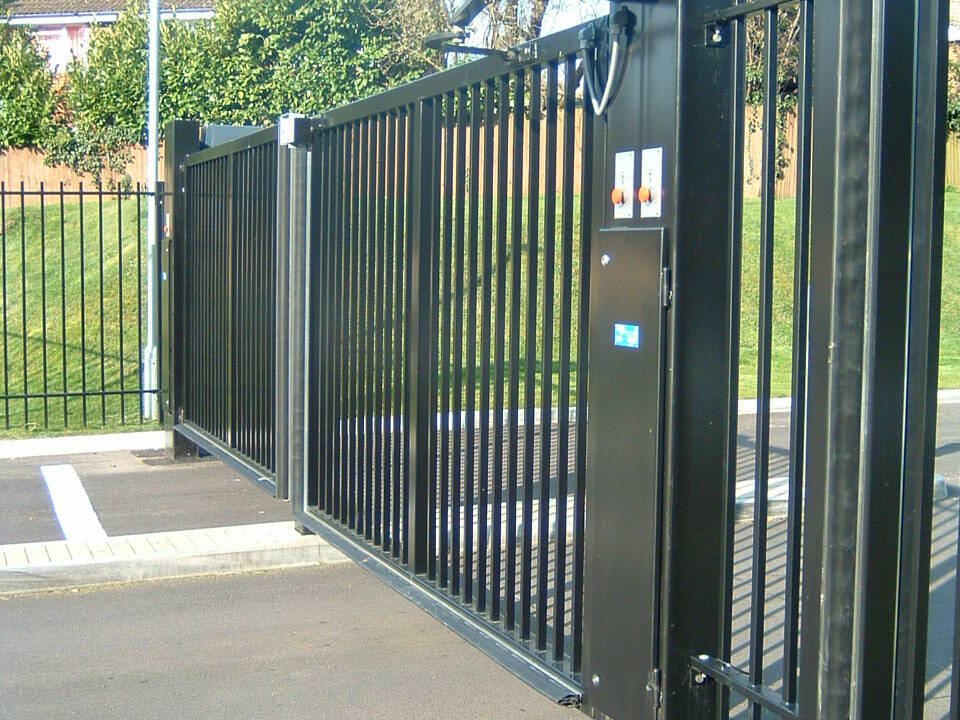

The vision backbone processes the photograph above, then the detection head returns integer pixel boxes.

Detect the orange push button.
[637,185,653,204]
[610,187,625,205]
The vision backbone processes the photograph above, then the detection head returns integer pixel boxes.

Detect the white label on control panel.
[613,150,634,219]
[639,146,663,219]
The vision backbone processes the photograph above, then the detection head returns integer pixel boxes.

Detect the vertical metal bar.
[478,78,495,612]
[393,110,407,559]
[61,183,68,426]
[571,97,593,674]
[406,98,436,574]
[365,118,376,541]
[428,100,442,578]
[464,82,481,605]
[452,88,467,595]
[20,182,28,426]
[351,122,362,530]
[536,62,558,651]
[118,187,125,424]
[782,0,812,703]
[40,183,48,428]
[98,188,106,424]
[136,186,143,424]
[521,65,542,641]
[79,182,87,426]
[814,0,874,713]
[492,73,510,622]
[896,0,946,713]
[439,92,455,587]
[384,114,397,546]
[338,127,349,521]
[748,10,777,716]
[375,114,387,547]
[722,17,748,705]
[553,56,576,661]
[506,70,525,630]
[1,183,8,429]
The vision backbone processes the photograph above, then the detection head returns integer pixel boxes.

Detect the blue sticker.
[613,322,641,349]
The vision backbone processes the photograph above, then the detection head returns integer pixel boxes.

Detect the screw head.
[592,674,600,687]
[600,253,611,266]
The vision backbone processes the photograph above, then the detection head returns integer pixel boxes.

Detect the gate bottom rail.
[174,421,276,495]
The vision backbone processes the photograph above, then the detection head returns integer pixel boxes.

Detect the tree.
[0,15,58,148]
[376,0,560,73]
[42,0,425,184]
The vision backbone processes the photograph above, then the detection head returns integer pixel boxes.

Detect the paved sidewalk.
[0,521,346,595]
[0,444,347,594]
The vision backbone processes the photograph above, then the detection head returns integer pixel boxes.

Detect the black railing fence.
[0,182,160,432]
[164,0,948,718]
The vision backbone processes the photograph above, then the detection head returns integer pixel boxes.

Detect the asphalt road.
[0,451,289,545]
[0,563,576,720]
[0,401,957,718]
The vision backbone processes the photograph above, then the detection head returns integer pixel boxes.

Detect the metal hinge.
[647,668,662,710]
[660,267,673,309]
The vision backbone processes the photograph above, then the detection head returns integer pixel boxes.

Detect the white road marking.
[40,464,107,544]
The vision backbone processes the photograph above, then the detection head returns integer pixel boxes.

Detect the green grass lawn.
[0,188,955,438]
[0,191,155,436]
[739,193,959,397]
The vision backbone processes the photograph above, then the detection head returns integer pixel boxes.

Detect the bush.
[42,0,425,183]
[0,26,58,148]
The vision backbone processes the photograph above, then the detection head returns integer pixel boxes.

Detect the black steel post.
[653,0,735,716]
[162,120,203,458]
[895,0,946,714]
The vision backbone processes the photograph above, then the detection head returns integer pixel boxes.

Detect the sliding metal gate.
[295,27,594,700]
[163,125,279,491]
[163,0,948,717]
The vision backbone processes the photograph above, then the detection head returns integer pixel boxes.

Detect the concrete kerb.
[0,522,348,596]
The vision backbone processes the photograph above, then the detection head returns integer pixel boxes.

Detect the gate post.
[577,2,736,718]
[276,114,315,508]
[162,119,203,458]
[797,0,947,716]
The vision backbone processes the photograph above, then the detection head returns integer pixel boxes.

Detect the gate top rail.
[317,20,594,129]
[185,125,278,167]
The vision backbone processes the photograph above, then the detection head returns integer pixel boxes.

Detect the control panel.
[612,150,635,219]
[639,147,663,219]
[610,147,663,220]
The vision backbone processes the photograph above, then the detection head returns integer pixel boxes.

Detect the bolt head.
[592,674,600,687]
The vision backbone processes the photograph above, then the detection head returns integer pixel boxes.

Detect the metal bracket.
[279,113,312,148]
[646,668,662,709]
[426,29,521,63]
[705,21,728,47]
[661,267,673,309]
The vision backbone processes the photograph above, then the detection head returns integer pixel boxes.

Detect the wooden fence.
[0,147,150,203]
[5,119,960,201]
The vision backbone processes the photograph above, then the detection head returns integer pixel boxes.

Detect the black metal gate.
[301,31,593,699]
[163,125,279,491]
[163,0,949,717]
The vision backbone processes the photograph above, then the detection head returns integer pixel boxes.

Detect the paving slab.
[0,521,347,595]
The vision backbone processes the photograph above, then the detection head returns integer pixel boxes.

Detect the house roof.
[9,0,213,18]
